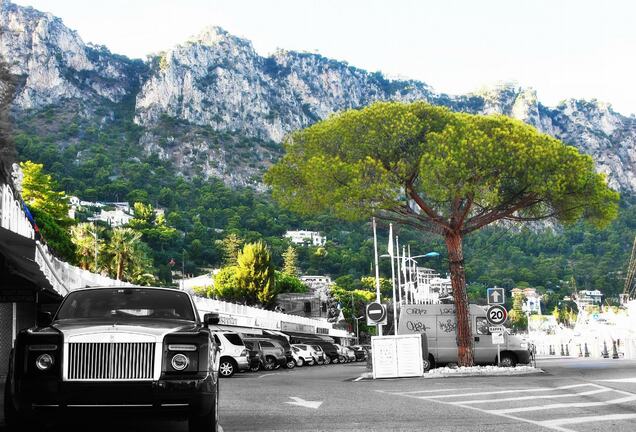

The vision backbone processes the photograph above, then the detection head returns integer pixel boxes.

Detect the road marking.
[397,388,477,395]
[538,413,636,428]
[490,394,636,414]
[598,377,636,383]
[452,388,612,405]
[257,372,283,379]
[284,396,323,409]
[378,383,636,432]
[410,383,592,399]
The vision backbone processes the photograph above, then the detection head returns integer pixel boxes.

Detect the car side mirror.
[37,311,53,327]
[204,313,220,326]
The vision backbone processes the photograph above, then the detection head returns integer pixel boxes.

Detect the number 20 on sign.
[486,305,507,325]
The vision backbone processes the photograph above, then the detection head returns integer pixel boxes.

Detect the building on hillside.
[408,267,452,304]
[511,287,543,314]
[89,208,134,227]
[300,275,332,292]
[575,289,603,307]
[284,230,326,246]
[276,275,334,320]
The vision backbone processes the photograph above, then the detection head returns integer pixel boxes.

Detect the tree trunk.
[444,230,473,366]
[116,256,124,281]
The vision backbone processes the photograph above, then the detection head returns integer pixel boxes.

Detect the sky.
[12,0,636,115]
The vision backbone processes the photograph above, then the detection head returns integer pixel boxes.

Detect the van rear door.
[472,316,498,364]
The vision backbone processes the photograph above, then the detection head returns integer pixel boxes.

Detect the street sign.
[488,326,505,333]
[366,302,387,326]
[491,331,505,345]
[486,305,508,325]
[487,287,505,305]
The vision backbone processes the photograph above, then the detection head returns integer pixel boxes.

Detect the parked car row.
[210,329,369,377]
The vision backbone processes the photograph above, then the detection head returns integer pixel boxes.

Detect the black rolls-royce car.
[4,287,220,432]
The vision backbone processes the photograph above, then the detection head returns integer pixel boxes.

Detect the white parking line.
[490,394,636,414]
[452,388,612,405]
[538,413,636,428]
[378,383,636,432]
[411,383,593,399]
[397,388,477,395]
[598,377,636,383]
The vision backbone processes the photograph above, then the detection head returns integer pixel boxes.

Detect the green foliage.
[274,271,307,294]
[105,227,153,283]
[30,207,75,261]
[213,242,277,308]
[282,245,298,276]
[215,233,243,266]
[69,222,104,271]
[508,292,527,331]
[192,285,214,298]
[20,161,69,220]
[359,276,393,296]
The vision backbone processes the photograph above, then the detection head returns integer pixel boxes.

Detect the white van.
[397,304,531,367]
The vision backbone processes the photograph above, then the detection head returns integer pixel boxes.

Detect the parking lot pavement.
[379,383,636,432]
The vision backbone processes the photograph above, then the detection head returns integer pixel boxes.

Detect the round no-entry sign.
[366,302,387,325]
[486,305,508,325]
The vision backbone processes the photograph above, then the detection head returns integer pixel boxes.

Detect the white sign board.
[372,334,423,379]
[491,332,505,345]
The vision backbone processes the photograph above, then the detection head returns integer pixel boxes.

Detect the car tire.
[188,400,217,432]
[249,362,261,372]
[499,353,517,368]
[339,355,346,363]
[263,356,277,371]
[286,359,296,369]
[324,356,331,365]
[296,358,304,367]
[218,358,236,378]
[4,375,37,432]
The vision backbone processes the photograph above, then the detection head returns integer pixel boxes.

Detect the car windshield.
[55,288,196,321]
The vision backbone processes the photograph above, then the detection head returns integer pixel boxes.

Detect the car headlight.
[36,353,54,370]
[171,353,189,371]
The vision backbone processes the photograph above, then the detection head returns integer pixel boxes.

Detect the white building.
[89,208,134,227]
[576,290,603,307]
[409,267,452,304]
[512,287,543,314]
[284,230,326,246]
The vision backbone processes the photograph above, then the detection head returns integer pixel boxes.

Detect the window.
[476,317,490,335]
[56,288,196,321]
[304,302,312,313]
[213,334,221,345]
[260,341,274,348]
[225,333,244,346]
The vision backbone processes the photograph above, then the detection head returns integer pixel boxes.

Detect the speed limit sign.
[486,305,508,325]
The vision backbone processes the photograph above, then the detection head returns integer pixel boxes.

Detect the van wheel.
[499,353,517,367]
[422,358,431,372]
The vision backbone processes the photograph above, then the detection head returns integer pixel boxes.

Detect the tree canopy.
[266,101,619,365]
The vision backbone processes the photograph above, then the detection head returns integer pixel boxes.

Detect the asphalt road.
[2,357,636,431]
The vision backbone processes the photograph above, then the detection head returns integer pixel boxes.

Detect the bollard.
[560,344,565,356]
[578,344,583,357]
[602,341,609,358]
[612,341,619,359]
[584,343,590,357]
[565,344,570,357]
[549,345,554,355]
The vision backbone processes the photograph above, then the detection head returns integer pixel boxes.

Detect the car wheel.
[219,358,236,377]
[286,359,296,369]
[4,375,37,432]
[332,357,339,364]
[296,358,304,367]
[249,362,261,372]
[188,398,217,432]
[499,353,517,368]
[263,356,276,371]
[324,356,331,365]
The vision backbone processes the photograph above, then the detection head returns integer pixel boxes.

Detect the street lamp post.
[352,315,364,342]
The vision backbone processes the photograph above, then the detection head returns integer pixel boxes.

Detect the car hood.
[52,319,200,343]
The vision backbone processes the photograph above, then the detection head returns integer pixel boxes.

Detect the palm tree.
[108,228,142,281]
[69,223,103,272]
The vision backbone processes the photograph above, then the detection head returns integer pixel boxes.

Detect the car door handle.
[474,336,480,342]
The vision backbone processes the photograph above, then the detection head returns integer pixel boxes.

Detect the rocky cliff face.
[1,0,635,193]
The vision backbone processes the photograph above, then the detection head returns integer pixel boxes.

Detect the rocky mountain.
[1,0,635,193]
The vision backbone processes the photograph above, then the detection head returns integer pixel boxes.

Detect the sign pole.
[497,343,501,366]
[396,236,402,305]
[389,224,398,334]
[372,217,383,336]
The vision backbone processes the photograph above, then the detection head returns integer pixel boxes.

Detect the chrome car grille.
[67,342,155,381]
